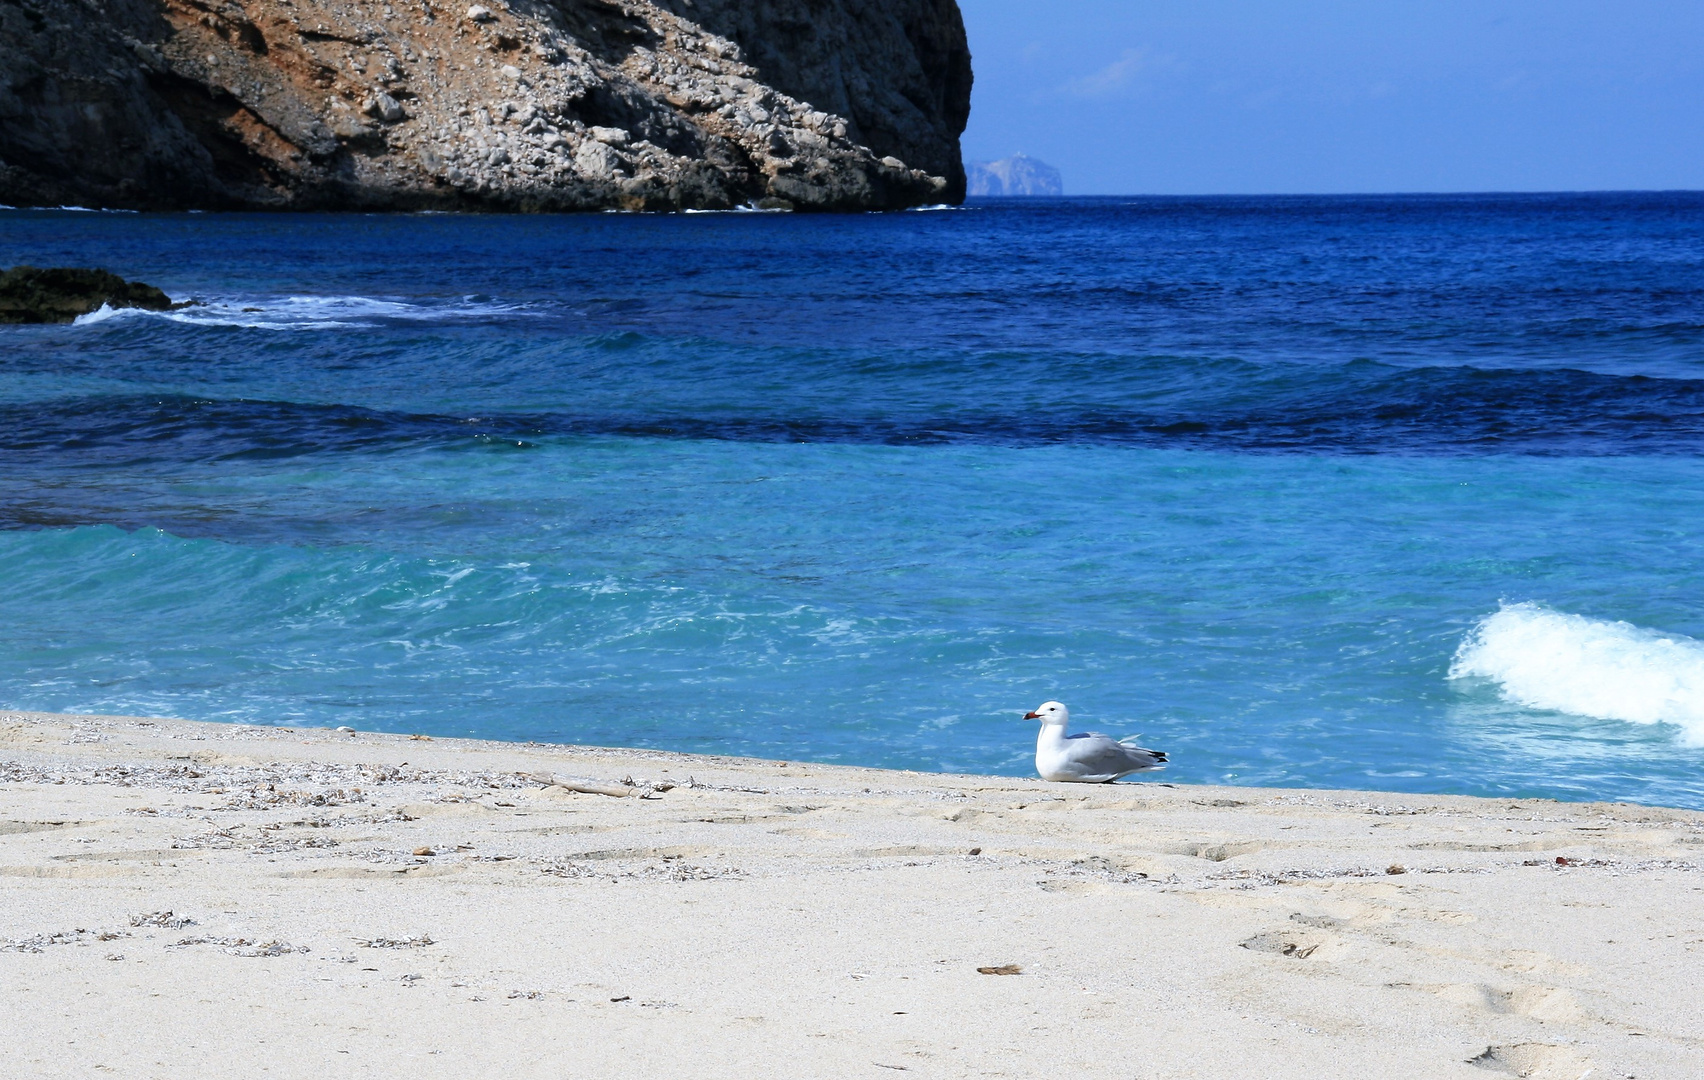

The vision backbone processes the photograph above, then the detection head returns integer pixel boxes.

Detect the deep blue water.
[4,194,1704,807]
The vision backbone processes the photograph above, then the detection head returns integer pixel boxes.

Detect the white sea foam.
[71,303,122,325]
[71,294,536,330]
[682,203,792,215]
[1450,602,1704,743]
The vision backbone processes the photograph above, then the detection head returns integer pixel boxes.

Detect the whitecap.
[1450,602,1704,744]
[71,303,130,325]
[71,293,540,331]
[682,203,792,215]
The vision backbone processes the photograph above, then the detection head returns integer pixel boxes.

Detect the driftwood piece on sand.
[529,773,675,799]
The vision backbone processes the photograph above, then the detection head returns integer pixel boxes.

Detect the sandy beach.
[1,710,1700,1079]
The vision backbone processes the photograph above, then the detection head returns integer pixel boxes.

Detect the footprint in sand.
[1465,1042,1590,1079]
[1239,930,1327,959]
[1166,840,1266,862]
[1417,983,1584,1023]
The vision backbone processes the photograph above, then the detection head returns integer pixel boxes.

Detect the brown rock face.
[0,0,971,212]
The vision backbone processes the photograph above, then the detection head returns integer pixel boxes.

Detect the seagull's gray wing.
[1061,732,1168,780]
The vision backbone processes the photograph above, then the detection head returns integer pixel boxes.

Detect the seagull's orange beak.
[1023,710,1041,720]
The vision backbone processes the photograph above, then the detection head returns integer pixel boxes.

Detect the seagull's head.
[1023,701,1069,726]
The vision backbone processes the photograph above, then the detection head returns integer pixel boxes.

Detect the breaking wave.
[73,293,538,330]
[1451,603,1704,743]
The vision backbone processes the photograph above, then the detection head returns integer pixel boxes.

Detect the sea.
[4,193,1704,809]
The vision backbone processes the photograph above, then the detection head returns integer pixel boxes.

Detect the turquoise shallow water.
[4,195,1704,806]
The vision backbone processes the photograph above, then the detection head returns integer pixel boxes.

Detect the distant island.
[966,154,1063,197]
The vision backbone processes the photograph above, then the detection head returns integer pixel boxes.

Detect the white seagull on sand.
[1025,701,1167,783]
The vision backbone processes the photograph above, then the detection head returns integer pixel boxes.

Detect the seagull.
[1025,701,1167,783]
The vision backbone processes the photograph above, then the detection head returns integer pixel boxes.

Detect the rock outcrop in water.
[0,266,174,323]
[0,0,971,212]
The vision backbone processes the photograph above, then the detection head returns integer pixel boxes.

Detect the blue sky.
[958,1,1704,194]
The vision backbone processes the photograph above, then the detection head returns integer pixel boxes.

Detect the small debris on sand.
[359,935,435,949]
[172,936,310,957]
[976,965,1022,976]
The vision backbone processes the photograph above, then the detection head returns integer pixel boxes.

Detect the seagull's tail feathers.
[1117,740,1168,771]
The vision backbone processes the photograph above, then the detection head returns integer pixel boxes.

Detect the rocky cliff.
[0,0,971,211]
